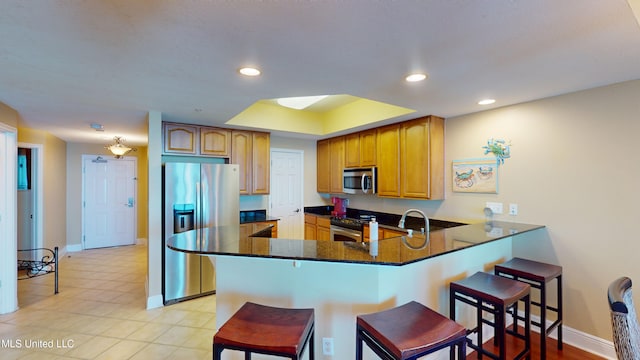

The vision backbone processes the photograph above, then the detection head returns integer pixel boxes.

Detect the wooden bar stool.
[356,301,467,360]
[213,302,315,360]
[450,272,531,360]
[495,257,563,360]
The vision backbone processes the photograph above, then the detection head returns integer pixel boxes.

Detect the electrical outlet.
[485,202,503,214]
[322,337,334,356]
[509,203,518,216]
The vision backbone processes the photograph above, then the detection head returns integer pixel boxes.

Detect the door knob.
[294,208,300,213]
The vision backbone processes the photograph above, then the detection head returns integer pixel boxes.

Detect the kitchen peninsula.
[168,220,544,359]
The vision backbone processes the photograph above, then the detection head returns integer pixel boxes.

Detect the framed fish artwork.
[452,158,498,193]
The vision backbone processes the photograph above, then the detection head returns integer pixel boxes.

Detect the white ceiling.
[1,0,640,146]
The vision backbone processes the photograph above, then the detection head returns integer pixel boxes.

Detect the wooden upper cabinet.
[376,124,401,197]
[200,127,231,157]
[359,129,377,166]
[231,130,270,195]
[231,130,252,195]
[164,123,198,154]
[329,136,346,193]
[400,116,444,200]
[316,139,330,193]
[251,131,270,194]
[375,116,444,200]
[345,133,360,168]
[345,130,376,168]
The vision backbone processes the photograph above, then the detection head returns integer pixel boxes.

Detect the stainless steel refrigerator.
[163,162,239,304]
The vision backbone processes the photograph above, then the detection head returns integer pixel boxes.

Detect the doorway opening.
[17,143,44,259]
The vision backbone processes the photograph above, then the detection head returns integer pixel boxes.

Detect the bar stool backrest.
[608,277,640,360]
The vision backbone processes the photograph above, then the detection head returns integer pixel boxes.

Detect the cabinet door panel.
[200,127,231,157]
[401,119,430,198]
[359,130,377,166]
[231,131,252,195]
[164,123,197,154]
[329,137,345,193]
[251,132,270,194]
[316,139,330,193]
[345,133,360,168]
[376,125,400,197]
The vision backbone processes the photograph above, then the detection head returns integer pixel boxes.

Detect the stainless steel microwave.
[342,167,377,194]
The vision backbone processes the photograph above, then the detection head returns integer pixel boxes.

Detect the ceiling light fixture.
[478,99,496,105]
[276,95,328,110]
[405,73,427,82]
[238,67,261,76]
[106,136,136,159]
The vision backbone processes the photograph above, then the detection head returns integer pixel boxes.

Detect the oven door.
[330,225,362,242]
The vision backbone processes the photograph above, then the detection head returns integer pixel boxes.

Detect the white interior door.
[270,149,304,239]
[0,123,18,314]
[83,155,137,249]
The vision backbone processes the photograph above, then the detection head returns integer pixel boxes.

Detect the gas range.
[330,214,376,232]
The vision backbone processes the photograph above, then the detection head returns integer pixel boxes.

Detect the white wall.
[344,79,640,341]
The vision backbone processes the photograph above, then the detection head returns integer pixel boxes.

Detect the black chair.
[608,277,640,360]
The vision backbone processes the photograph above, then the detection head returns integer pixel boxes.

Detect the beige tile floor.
[0,244,216,359]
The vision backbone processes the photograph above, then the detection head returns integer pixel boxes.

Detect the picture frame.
[452,158,498,193]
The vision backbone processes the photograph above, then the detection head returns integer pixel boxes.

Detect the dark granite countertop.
[167,221,545,266]
[304,206,466,233]
[240,209,280,224]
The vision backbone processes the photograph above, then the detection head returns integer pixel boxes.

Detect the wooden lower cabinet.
[239,221,278,255]
[304,214,317,240]
[317,217,331,241]
[304,214,331,241]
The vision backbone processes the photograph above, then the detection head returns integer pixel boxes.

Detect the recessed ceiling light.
[405,73,427,82]
[238,67,261,76]
[478,99,496,105]
[277,95,328,110]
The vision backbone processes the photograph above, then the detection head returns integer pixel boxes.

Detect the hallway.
[1,245,215,359]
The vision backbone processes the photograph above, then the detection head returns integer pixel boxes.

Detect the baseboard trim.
[146,294,163,310]
[524,311,616,359]
[66,244,82,252]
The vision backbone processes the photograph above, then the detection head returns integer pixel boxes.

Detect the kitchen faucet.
[398,209,429,235]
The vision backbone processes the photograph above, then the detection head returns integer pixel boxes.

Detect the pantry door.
[270,149,304,239]
[83,155,137,249]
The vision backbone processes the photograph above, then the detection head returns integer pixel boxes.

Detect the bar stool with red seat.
[213,302,315,360]
[494,257,563,360]
[450,271,531,360]
[356,301,467,360]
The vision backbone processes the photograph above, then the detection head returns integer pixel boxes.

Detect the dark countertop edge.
[240,209,280,224]
[168,221,546,266]
[176,223,543,267]
[240,216,280,224]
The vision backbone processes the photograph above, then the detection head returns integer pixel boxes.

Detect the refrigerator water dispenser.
[173,204,195,233]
